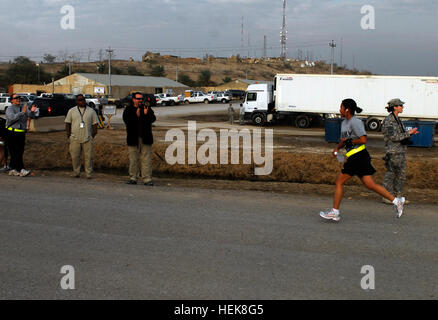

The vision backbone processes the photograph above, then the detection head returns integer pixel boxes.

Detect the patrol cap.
[387,98,405,107]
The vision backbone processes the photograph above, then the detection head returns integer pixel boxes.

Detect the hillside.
[0,53,371,90]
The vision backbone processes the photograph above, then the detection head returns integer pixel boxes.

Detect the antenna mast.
[280,0,287,60]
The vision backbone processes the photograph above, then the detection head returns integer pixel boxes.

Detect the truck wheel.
[366,118,381,131]
[185,100,190,105]
[252,113,265,126]
[170,100,175,106]
[295,115,310,128]
[221,99,227,104]
[204,99,209,104]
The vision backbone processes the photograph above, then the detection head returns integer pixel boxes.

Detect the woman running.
[320,99,405,222]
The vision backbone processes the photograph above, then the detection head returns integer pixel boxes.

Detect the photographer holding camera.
[381,98,419,204]
[123,92,156,186]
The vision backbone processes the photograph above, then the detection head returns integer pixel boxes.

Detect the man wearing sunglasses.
[123,92,156,185]
[5,94,38,177]
[65,94,99,179]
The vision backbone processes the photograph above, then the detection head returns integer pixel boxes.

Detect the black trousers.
[7,131,26,171]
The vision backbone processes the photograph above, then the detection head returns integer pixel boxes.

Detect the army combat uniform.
[381,113,411,196]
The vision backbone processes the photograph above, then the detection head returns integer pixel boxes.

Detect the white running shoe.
[393,197,405,218]
[319,209,341,222]
[19,169,30,177]
[8,169,20,176]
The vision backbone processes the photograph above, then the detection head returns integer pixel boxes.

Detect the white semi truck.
[242,74,438,131]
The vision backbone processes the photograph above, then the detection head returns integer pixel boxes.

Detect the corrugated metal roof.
[238,79,274,86]
[76,73,188,88]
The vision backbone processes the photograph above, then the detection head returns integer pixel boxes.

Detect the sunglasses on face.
[134,97,143,100]
[12,97,20,100]
[76,98,85,101]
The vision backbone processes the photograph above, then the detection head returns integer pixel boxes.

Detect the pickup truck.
[155,93,181,106]
[83,94,101,109]
[183,91,216,104]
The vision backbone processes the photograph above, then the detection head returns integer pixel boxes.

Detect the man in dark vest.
[123,92,156,186]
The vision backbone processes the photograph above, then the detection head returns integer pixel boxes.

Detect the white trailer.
[242,74,438,130]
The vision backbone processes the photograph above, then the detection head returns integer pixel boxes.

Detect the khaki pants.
[128,138,152,183]
[69,138,94,177]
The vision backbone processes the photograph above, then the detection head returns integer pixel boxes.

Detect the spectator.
[228,104,235,124]
[65,94,99,179]
[381,98,419,205]
[0,116,9,172]
[123,92,156,186]
[5,94,37,177]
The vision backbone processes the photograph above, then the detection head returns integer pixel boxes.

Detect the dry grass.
[24,130,438,190]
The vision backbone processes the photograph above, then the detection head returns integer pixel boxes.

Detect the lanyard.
[77,107,86,123]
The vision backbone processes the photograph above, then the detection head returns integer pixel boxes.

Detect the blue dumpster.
[402,121,436,148]
[325,118,343,143]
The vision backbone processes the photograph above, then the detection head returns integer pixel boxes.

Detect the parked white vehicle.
[242,74,438,130]
[0,93,9,97]
[183,91,216,104]
[155,93,181,106]
[0,96,12,113]
[83,94,101,109]
[214,92,232,104]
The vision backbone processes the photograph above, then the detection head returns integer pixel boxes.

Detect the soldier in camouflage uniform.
[381,98,419,204]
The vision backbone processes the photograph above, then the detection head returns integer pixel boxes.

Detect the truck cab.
[242,84,273,125]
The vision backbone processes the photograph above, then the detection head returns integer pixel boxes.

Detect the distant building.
[51,73,188,98]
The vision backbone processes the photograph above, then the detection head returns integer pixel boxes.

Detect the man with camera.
[381,98,419,204]
[123,92,156,186]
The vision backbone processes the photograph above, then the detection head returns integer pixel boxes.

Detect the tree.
[222,77,232,84]
[43,53,57,64]
[127,66,143,76]
[150,65,166,77]
[198,69,215,86]
[55,65,70,79]
[178,73,196,87]
[6,56,51,84]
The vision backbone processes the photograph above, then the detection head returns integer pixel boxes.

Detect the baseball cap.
[388,98,405,107]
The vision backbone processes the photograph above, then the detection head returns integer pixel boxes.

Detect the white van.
[0,96,12,113]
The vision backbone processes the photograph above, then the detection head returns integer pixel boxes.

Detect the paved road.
[0,174,437,299]
[111,103,232,125]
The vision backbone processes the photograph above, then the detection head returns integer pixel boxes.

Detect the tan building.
[52,73,188,99]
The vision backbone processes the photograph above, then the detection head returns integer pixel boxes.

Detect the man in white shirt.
[65,94,99,179]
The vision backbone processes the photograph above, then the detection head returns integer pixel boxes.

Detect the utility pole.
[339,37,343,67]
[280,0,287,60]
[68,57,72,75]
[176,55,179,82]
[106,47,114,96]
[264,35,267,58]
[241,16,244,57]
[36,63,40,83]
[329,40,336,74]
[247,32,250,58]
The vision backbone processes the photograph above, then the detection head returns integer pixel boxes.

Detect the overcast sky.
[1,0,437,76]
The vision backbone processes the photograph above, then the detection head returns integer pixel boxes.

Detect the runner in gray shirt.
[319,99,405,222]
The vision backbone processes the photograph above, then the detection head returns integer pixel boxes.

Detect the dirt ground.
[14,111,438,204]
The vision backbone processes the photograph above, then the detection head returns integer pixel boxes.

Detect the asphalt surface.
[0,174,437,300]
